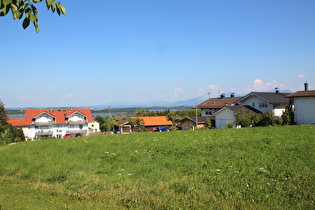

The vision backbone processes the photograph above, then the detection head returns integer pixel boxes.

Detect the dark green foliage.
[0,100,25,145]
[205,118,212,129]
[234,107,256,127]
[103,117,117,132]
[257,111,275,126]
[0,0,66,33]
[0,100,7,124]
[282,99,294,125]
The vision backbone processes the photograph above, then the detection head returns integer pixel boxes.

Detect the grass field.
[0,125,314,209]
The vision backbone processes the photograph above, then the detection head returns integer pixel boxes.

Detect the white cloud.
[64,93,73,99]
[298,74,305,79]
[207,84,219,90]
[172,87,184,93]
[251,79,287,92]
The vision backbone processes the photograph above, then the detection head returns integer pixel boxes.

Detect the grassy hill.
[0,126,314,209]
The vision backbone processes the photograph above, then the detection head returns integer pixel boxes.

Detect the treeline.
[92,106,192,116]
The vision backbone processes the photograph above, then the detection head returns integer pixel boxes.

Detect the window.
[205,111,212,115]
[259,102,268,108]
[252,102,255,107]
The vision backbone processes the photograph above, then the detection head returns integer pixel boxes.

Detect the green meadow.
[0,126,314,209]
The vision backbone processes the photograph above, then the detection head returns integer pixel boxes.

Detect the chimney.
[231,93,235,98]
[220,93,225,98]
[275,87,279,93]
[304,82,308,91]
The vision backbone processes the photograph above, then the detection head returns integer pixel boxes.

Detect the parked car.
[64,134,71,138]
[75,133,81,137]
[152,126,170,132]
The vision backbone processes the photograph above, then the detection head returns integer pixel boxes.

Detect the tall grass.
[0,125,314,209]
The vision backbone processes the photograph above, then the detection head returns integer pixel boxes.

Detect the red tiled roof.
[132,116,173,126]
[286,90,315,98]
[23,108,94,125]
[195,97,242,109]
[7,118,27,127]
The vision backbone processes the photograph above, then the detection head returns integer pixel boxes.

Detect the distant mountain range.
[6,89,292,110]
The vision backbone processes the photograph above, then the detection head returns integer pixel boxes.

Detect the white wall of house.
[239,97,273,113]
[214,108,235,129]
[35,113,54,123]
[26,112,90,139]
[293,97,315,124]
[88,122,100,132]
[201,108,218,116]
[68,113,85,122]
[274,105,287,117]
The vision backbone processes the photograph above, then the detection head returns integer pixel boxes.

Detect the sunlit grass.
[0,125,314,209]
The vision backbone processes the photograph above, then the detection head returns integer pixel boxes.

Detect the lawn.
[0,125,314,209]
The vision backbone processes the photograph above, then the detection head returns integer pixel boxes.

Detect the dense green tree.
[103,117,117,132]
[129,117,143,133]
[281,100,294,125]
[234,107,254,127]
[257,111,275,127]
[0,0,66,33]
[94,115,106,131]
[0,100,25,145]
[166,112,182,130]
[135,108,150,117]
[205,118,212,129]
[0,100,8,125]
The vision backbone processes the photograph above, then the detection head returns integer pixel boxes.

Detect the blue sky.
[1,0,315,108]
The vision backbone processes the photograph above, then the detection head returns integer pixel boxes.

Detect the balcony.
[68,120,86,125]
[34,121,54,126]
[36,130,53,136]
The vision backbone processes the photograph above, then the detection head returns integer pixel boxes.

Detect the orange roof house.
[8,108,97,140]
[7,118,27,127]
[133,116,173,127]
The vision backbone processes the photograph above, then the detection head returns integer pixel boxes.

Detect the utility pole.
[195,103,198,130]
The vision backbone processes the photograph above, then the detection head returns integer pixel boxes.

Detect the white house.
[213,105,260,129]
[8,108,99,140]
[235,91,290,117]
[286,85,315,125]
[195,94,242,116]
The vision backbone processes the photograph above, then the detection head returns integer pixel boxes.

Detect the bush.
[225,122,233,128]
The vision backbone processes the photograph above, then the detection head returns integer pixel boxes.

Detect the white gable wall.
[215,108,235,129]
[36,113,54,123]
[239,96,273,113]
[293,97,315,124]
[68,113,85,121]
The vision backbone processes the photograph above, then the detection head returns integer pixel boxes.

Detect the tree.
[135,108,150,117]
[257,111,275,127]
[0,100,25,145]
[0,0,66,33]
[205,118,212,129]
[94,115,106,131]
[234,107,254,127]
[166,112,182,130]
[103,117,117,132]
[0,100,8,125]
[129,117,143,133]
